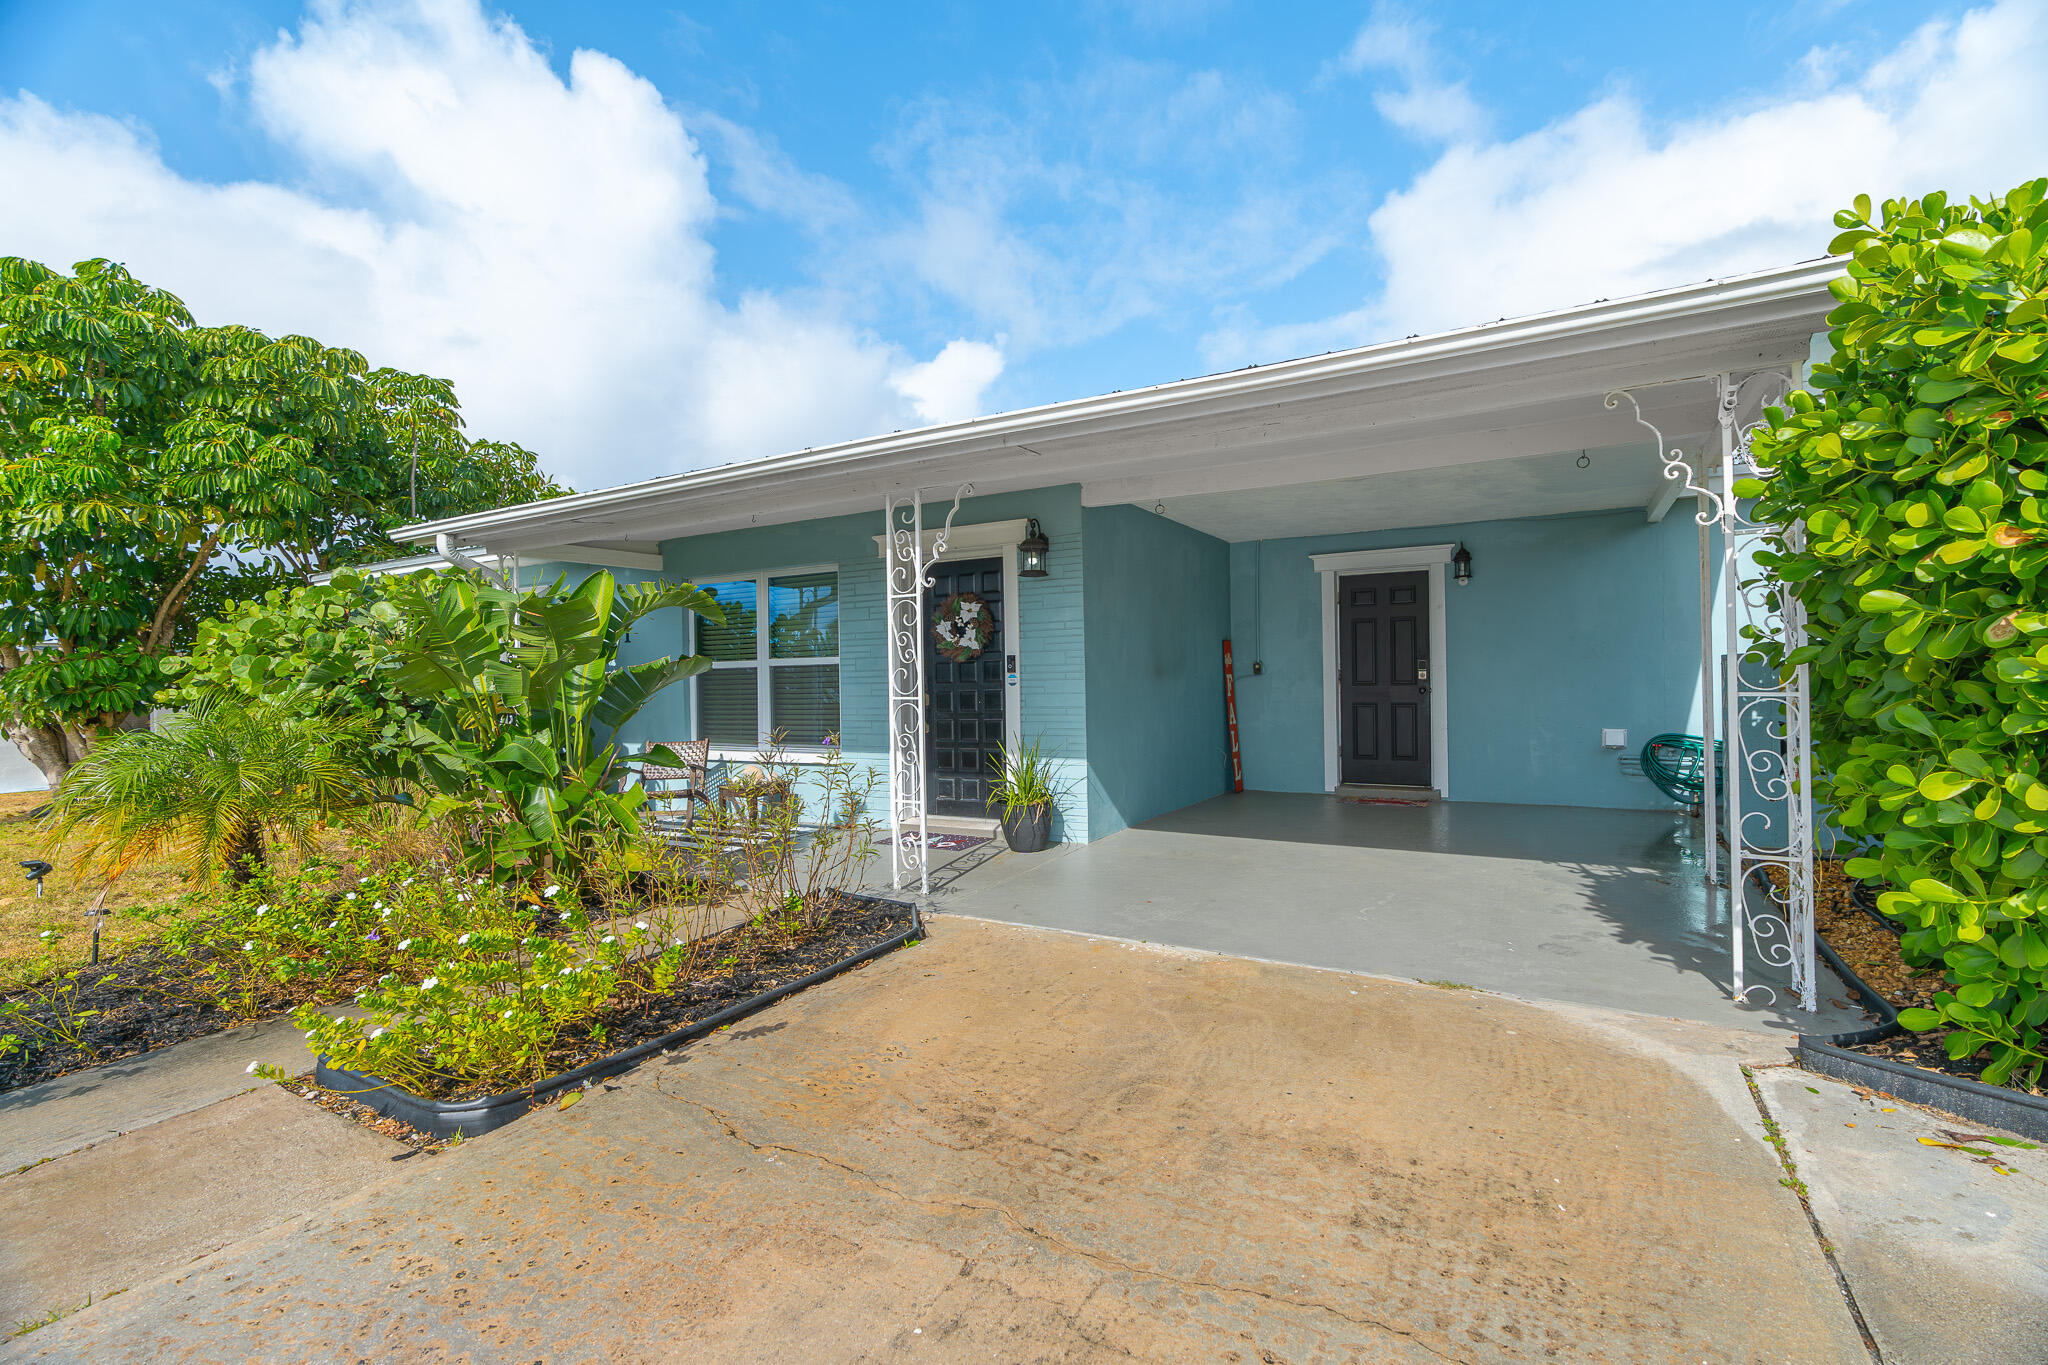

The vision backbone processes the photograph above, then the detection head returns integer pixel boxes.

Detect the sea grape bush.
[1748,180,2048,1089]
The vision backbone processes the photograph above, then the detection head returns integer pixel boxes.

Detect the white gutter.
[395,255,1843,548]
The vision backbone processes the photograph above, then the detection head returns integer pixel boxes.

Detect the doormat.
[1337,795,1431,807]
[905,832,992,850]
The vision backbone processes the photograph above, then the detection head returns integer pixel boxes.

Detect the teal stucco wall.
[1080,504,1232,839]
[519,493,1711,835]
[1226,508,1709,810]
[653,485,1095,841]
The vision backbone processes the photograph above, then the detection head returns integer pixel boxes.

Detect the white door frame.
[1312,544,1453,797]
[873,517,1025,757]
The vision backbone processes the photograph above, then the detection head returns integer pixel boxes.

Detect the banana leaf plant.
[355,570,721,884]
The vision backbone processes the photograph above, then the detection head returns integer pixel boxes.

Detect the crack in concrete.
[667,1093,1476,1365]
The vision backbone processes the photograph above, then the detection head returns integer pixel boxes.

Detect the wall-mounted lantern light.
[1019,518,1050,577]
[1452,543,1473,587]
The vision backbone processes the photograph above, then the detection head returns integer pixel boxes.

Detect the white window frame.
[1312,544,1453,798]
[694,562,841,760]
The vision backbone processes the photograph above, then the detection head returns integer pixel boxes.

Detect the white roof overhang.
[395,257,1840,553]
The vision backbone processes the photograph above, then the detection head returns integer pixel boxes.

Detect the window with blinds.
[696,569,839,749]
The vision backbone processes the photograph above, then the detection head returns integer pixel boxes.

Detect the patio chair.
[641,739,711,835]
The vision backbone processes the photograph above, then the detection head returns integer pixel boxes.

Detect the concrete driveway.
[10,915,1874,1363]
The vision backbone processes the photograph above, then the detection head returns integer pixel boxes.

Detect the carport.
[924,791,1865,1035]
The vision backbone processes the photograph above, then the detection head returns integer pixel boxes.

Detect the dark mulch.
[1813,860,2045,1098]
[0,944,244,1094]
[346,896,915,1105]
[279,1072,452,1156]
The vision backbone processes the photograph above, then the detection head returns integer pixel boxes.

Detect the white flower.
[370,1027,385,1039]
[255,905,269,916]
[502,1009,515,1019]
[635,920,648,931]
[372,901,383,910]
[243,941,255,951]
[245,1061,259,1074]
[401,877,414,887]
[458,934,471,945]
[558,967,576,976]
[674,937,685,947]
[601,934,616,944]
[420,976,439,991]
[345,892,357,901]
[380,908,392,920]
[37,930,53,939]
[397,938,413,950]
[358,876,370,884]
[544,884,561,898]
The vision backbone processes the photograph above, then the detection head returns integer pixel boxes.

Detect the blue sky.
[3,0,2045,490]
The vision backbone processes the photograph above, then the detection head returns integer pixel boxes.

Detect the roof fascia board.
[400,258,1840,547]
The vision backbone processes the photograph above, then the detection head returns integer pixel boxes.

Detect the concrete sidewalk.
[11,916,1874,1363]
[1,1014,327,1174]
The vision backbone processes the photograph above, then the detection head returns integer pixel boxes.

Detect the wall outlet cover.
[1601,728,1628,749]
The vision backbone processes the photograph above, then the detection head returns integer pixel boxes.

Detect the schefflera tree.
[1748,180,2048,1089]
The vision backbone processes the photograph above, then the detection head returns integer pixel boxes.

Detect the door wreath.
[931,592,994,662]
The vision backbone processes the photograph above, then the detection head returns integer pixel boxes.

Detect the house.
[394,258,1841,1012]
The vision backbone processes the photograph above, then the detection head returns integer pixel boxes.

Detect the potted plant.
[988,737,1059,853]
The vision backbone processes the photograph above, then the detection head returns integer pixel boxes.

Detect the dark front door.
[1338,570,1431,787]
[927,557,1006,816]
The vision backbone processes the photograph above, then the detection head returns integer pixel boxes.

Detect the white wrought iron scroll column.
[884,484,973,895]
[1695,456,1719,890]
[1714,370,1816,1011]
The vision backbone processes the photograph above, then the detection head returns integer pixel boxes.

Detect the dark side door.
[927,557,1006,815]
[1338,570,1431,787]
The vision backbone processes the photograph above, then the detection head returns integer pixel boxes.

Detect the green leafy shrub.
[330,569,722,890]
[1749,180,2048,1089]
[157,570,434,781]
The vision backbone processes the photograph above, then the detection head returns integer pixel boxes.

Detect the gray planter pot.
[1000,804,1051,853]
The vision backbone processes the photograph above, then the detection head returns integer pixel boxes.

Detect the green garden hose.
[1641,733,1722,807]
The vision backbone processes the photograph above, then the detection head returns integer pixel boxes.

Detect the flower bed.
[0,943,240,1093]
[315,895,917,1138]
[1803,859,2047,1136]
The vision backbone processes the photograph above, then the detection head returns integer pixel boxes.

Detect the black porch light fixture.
[1452,543,1473,587]
[1018,518,1050,577]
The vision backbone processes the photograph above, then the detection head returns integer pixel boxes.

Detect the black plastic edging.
[316,899,923,1140]
[1797,1037,2048,1143]
[1808,934,1902,1048]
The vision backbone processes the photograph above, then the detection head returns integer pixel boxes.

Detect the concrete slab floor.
[14,918,1870,1363]
[0,1086,411,1328]
[1754,1066,2048,1365]
[932,792,1870,1037]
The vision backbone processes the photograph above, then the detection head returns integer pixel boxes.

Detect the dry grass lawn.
[0,791,191,986]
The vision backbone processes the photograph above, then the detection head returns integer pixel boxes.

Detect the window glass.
[698,581,758,662]
[698,668,758,746]
[768,572,838,659]
[770,664,839,746]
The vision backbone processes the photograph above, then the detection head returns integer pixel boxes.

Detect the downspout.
[436,533,509,588]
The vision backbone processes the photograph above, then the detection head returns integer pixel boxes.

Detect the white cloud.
[873,60,1357,352]
[1323,4,1486,144]
[891,339,1007,425]
[0,0,999,491]
[1210,0,2048,369]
